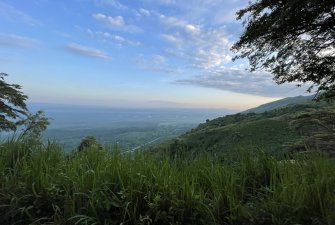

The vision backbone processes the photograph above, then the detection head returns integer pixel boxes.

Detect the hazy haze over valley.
[23,103,236,150]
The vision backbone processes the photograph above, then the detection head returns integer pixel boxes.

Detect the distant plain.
[25,103,237,150]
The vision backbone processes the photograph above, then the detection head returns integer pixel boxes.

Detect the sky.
[0,0,308,110]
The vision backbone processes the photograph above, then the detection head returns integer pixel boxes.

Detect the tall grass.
[0,138,334,225]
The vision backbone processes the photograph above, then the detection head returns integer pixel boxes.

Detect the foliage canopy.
[232,0,335,98]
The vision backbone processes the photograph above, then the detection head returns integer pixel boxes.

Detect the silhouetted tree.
[232,0,335,99]
[0,72,49,137]
[0,73,28,131]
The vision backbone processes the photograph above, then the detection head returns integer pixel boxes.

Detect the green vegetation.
[158,99,335,156]
[77,136,103,152]
[0,137,334,225]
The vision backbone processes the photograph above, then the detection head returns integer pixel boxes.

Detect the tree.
[0,73,28,131]
[232,0,335,98]
[0,73,49,137]
[16,110,50,139]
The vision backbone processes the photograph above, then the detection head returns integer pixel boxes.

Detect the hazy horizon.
[27,102,236,127]
[18,102,238,150]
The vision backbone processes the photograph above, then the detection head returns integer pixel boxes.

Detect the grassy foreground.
[0,138,335,225]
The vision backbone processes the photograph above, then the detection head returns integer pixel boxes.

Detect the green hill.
[243,95,314,113]
[156,98,335,156]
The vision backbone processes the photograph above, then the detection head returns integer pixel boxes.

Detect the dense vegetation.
[0,138,334,225]
[158,97,335,156]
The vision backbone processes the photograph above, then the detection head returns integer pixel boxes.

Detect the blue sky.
[0,0,307,110]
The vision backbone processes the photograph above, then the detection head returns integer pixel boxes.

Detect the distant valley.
[26,103,237,151]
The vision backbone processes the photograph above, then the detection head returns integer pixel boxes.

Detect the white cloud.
[93,13,125,27]
[159,14,201,35]
[0,34,38,48]
[190,29,232,69]
[173,67,304,97]
[87,29,141,46]
[184,24,201,34]
[160,26,232,69]
[182,0,245,25]
[144,0,246,27]
[139,8,151,16]
[156,11,233,69]
[136,54,181,74]
[113,35,125,42]
[88,29,124,42]
[93,13,142,33]
[65,43,111,60]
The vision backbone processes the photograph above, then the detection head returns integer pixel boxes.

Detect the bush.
[77,136,103,152]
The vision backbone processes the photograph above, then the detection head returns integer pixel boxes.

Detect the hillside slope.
[243,95,314,113]
[156,99,335,156]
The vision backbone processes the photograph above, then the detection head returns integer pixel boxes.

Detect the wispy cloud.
[0,34,38,48]
[190,28,232,69]
[136,54,181,74]
[159,14,201,35]
[92,13,142,33]
[138,8,151,16]
[93,13,125,27]
[65,43,111,60]
[173,67,303,97]
[142,0,243,25]
[0,2,40,26]
[159,26,232,69]
[144,0,176,5]
[93,0,128,10]
[186,1,245,25]
[86,29,141,46]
